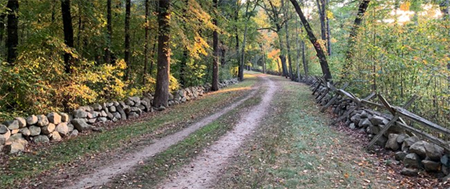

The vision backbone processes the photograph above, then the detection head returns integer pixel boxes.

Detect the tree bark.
[326,0,331,55]
[212,0,219,91]
[295,17,301,80]
[290,0,332,81]
[6,0,19,65]
[124,0,131,80]
[235,1,242,81]
[153,0,171,108]
[105,0,112,64]
[282,0,293,80]
[61,0,74,73]
[342,0,370,77]
[239,2,250,81]
[143,0,149,84]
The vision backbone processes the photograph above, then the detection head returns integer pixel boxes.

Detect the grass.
[106,77,267,188]
[216,76,396,189]
[0,74,258,188]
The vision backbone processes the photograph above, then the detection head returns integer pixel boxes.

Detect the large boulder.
[73,110,88,119]
[71,119,91,132]
[8,133,28,146]
[6,120,19,130]
[36,115,49,127]
[15,117,26,128]
[421,160,441,172]
[395,151,407,161]
[359,118,372,128]
[409,141,427,159]
[29,126,41,136]
[60,113,70,122]
[402,136,419,151]
[0,130,11,145]
[26,115,38,125]
[33,135,50,143]
[385,133,400,151]
[0,124,8,134]
[369,115,387,126]
[55,123,69,136]
[424,143,444,161]
[47,112,61,125]
[4,142,25,154]
[41,123,56,135]
[403,153,422,169]
[50,131,62,141]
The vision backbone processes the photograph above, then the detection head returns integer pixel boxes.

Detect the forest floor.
[2,72,449,188]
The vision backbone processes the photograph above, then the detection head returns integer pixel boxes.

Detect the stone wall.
[0,78,239,154]
[312,82,449,177]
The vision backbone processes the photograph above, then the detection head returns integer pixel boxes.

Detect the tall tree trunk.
[282,0,293,80]
[295,17,301,80]
[124,0,131,81]
[326,0,331,55]
[105,0,112,64]
[61,0,74,73]
[212,0,219,91]
[235,1,242,80]
[239,2,250,81]
[143,0,149,84]
[316,0,326,42]
[342,0,371,77]
[6,0,19,65]
[290,0,331,81]
[153,0,171,108]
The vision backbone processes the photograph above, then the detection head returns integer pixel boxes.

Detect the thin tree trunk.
[277,27,288,77]
[282,0,293,80]
[239,2,250,81]
[212,0,219,91]
[235,1,242,80]
[295,17,301,80]
[326,0,331,55]
[290,0,332,81]
[342,0,371,77]
[61,0,74,73]
[124,0,131,81]
[105,0,112,64]
[153,0,171,108]
[143,0,149,84]
[6,0,19,65]
[302,40,308,77]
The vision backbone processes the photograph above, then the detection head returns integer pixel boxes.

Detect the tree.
[289,0,332,81]
[342,0,371,77]
[105,0,112,64]
[61,0,74,73]
[153,0,171,108]
[282,0,294,80]
[212,0,220,91]
[124,0,131,80]
[143,0,149,84]
[6,0,18,65]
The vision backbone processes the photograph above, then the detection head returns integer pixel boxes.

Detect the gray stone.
[0,124,8,134]
[33,135,50,143]
[87,118,97,124]
[424,142,444,161]
[70,129,79,137]
[385,133,400,151]
[395,151,407,161]
[349,123,356,130]
[350,114,361,123]
[422,160,441,172]
[36,115,49,127]
[41,123,56,135]
[73,110,88,118]
[128,112,139,118]
[67,124,74,132]
[20,128,31,137]
[56,123,69,136]
[92,103,103,111]
[168,92,174,100]
[138,105,146,111]
[113,112,121,119]
[50,131,62,141]
[400,168,419,176]
[100,110,107,117]
[15,117,26,128]
[71,119,91,132]
[107,112,114,120]
[360,110,369,118]
[87,112,94,119]
[116,105,127,120]
[98,117,108,122]
[396,134,406,143]
[367,125,380,134]
[113,101,119,106]
[92,127,104,132]
[375,135,388,147]
[404,153,422,169]
[369,115,386,126]
[26,115,38,125]
[5,142,25,154]
[29,126,41,136]
[409,141,427,159]
[109,106,117,113]
[78,106,92,112]
[47,112,61,124]
[7,133,27,146]
[0,130,11,145]
[403,136,420,150]
[10,129,19,135]
[6,120,19,130]
[125,98,135,106]
[60,113,70,122]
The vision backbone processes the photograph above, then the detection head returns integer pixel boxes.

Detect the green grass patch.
[0,74,258,188]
